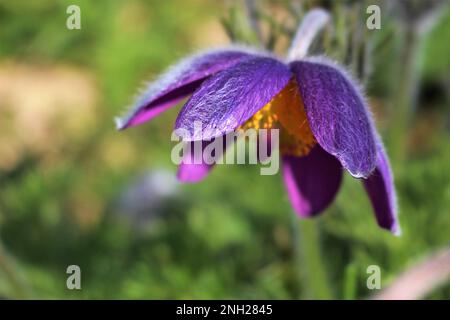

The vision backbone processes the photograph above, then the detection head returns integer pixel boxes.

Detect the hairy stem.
[287,8,331,61]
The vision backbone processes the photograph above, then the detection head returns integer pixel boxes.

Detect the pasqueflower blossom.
[116,11,399,234]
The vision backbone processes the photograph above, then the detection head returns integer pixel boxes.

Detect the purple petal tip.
[291,57,378,178]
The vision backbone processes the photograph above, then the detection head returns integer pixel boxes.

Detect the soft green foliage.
[0,0,449,299]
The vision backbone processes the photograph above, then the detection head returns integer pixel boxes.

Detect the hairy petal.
[290,58,377,178]
[175,56,291,141]
[363,143,400,235]
[282,145,343,217]
[117,47,257,130]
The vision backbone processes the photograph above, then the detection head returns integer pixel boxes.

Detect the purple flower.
[116,45,399,235]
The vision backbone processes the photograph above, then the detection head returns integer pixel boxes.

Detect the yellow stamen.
[239,78,316,157]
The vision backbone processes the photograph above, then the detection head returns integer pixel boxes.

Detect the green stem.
[293,217,333,299]
[388,26,423,167]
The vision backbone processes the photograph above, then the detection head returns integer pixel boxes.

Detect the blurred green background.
[0,0,449,299]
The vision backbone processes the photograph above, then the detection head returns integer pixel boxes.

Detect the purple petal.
[290,58,377,178]
[177,162,212,183]
[117,47,257,130]
[175,56,292,141]
[282,145,343,217]
[363,144,400,235]
[177,135,232,183]
[177,140,214,183]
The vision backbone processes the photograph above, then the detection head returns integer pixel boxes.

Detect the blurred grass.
[0,0,449,299]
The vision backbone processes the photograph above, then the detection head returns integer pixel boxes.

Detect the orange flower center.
[239,78,316,156]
